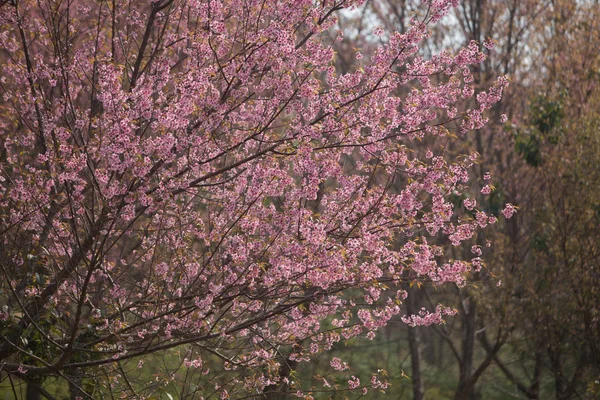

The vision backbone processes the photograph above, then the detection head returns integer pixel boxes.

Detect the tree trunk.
[454,295,477,400]
[263,348,298,399]
[407,287,424,400]
[69,373,86,400]
[26,380,42,400]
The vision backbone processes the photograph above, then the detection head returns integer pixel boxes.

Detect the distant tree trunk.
[263,346,298,399]
[26,380,42,400]
[531,351,542,398]
[406,286,424,400]
[548,348,567,399]
[454,295,477,400]
[263,360,296,399]
[69,370,86,400]
[422,312,437,365]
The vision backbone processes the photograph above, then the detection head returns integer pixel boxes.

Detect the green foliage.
[484,182,505,215]
[513,94,565,167]
[529,232,549,252]
[514,129,543,167]
[529,94,564,136]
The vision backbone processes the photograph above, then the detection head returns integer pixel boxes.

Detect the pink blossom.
[330,357,349,371]
[402,305,457,327]
[502,203,517,219]
[348,376,361,389]
[484,38,496,50]
[464,198,476,210]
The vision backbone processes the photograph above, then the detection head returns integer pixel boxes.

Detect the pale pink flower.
[348,376,360,389]
[502,203,517,219]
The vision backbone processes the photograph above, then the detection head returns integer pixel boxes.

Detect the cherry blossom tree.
[0,0,509,397]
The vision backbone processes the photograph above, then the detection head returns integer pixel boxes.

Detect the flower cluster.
[0,0,509,396]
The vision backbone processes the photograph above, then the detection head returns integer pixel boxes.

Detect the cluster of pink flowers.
[401,305,458,327]
[330,357,350,371]
[503,203,517,219]
[0,0,512,396]
[348,376,361,390]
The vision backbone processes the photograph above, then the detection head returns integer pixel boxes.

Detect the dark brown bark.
[454,294,477,400]
[68,371,86,400]
[406,287,424,400]
[262,357,297,399]
[26,380,42,400]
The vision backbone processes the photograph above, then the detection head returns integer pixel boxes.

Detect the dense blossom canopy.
[0,0,509,396]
